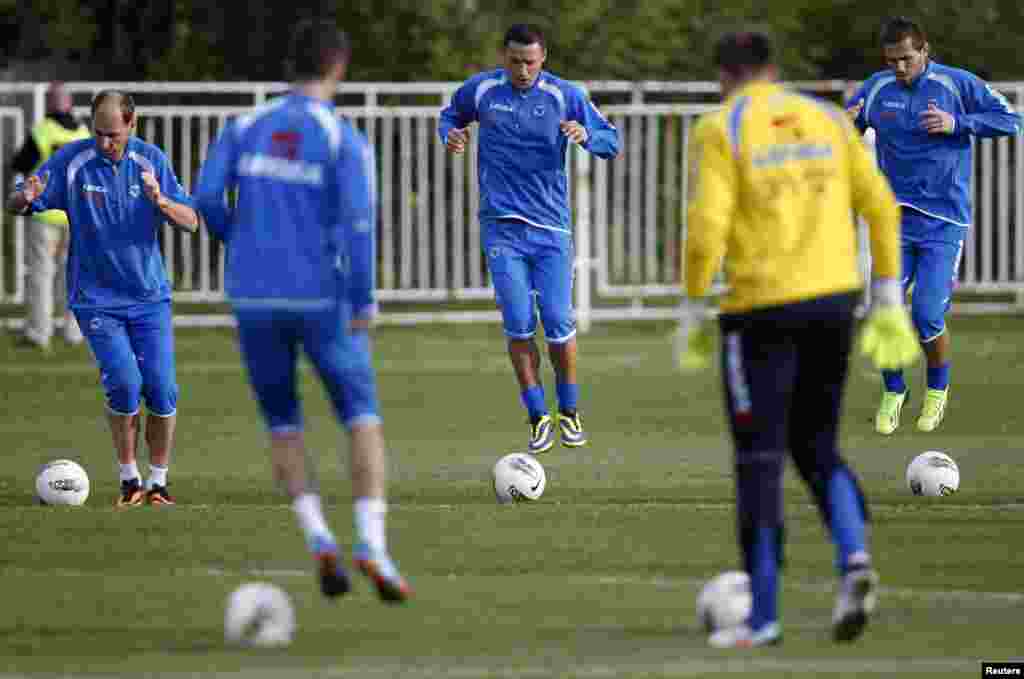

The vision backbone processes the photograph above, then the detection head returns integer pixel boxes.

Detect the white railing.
[2,81,1022,330]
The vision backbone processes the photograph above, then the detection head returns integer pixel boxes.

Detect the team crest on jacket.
[129,184,141,198]
[533,105,545,117]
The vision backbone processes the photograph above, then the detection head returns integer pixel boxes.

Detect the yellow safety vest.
[30,117,91,227]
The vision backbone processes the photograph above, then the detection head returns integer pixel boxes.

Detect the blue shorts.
[74,301,178,417]
[900,211,967,343]
[482,218,576,343]
[233,304,380,432]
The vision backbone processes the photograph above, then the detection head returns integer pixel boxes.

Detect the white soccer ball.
[492,453,546,504]
[696,571,752,633]
[35,459,90,506]
[906,451,960,496]
[224,583,295,648]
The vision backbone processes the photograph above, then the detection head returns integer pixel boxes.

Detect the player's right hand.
[846,99,864,122]
[858,305,921,370]
[20,172,48,202]
[446,127,469,154]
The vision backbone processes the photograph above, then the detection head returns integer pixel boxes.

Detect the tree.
[2,0,1024,83]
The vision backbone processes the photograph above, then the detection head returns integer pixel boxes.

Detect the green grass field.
[1,317,1022,678]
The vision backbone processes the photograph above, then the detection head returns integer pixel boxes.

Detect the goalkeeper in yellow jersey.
[678,29,920,648]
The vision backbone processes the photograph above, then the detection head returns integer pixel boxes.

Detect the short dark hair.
[90,90,135,125]
[503,23,545,49]
[879,16,927,50]
[288,19,351,80]
[713,29,775,75]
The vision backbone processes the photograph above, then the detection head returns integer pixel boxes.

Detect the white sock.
[354,497,387,553]
[119,462,140,483]
[146,464,168,490]
[293,493,333,550]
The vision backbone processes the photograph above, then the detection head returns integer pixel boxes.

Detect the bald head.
[90,90,136,161]
[91,90,135,126]
[45,82,72,115]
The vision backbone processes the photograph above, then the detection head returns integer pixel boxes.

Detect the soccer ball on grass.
[906,451,959,496]
[696,570,752,633]
[492,453,546,504]
[35,459,90,506]
[224,583,295,648]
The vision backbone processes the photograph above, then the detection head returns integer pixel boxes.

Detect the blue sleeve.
[27,154,69,213]
[956,75,1022,139]
[438,79,479,144]
[339,138,376,317]
[845,82,871,134]
[195,123,238,241]
[570,88,620,159]
[155,151,194,208]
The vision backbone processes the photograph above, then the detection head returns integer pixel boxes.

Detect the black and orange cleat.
[312,537,351,599]
[146,484,176,506]
[116,478,145,507]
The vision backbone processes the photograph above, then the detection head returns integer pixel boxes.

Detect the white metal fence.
[1,80,1022,330]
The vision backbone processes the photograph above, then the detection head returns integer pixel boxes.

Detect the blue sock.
[882,370,906,394]
[520,385,547,421]
[748,525,779,630]
[927,362,951,391]
[827,468,867,574]
[556,382,579,414]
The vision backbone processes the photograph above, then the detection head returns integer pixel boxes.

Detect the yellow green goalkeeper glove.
[674,299,715,373]
[858,287,922,370]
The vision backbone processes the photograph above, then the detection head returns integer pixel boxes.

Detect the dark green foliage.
[0,1,1021,81]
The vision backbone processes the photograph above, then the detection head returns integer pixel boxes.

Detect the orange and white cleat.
[353,543,411,603]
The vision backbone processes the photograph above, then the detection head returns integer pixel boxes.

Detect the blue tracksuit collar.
[286,92,335,109]
[503,71,547,96]
[904,60,934,89]
[97,136,142,168]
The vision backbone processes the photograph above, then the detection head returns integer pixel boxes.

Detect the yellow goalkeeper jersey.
[684,80,901,313]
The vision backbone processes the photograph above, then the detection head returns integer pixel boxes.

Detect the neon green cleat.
[874,390,907,435]
[556,411,587,448]
[917,388,948,432]
[527,414,555,454]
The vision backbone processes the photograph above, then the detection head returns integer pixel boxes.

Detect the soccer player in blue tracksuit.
[7,90,198,507]
[195,19,409,603]
[439,23,620,454]
[847,16,1022,435]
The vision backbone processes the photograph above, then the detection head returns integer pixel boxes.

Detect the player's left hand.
[350,318,372,332]
[919,102,955,135]
[560,121,588,145]
[141,170,163,205]
[676,320,715,373]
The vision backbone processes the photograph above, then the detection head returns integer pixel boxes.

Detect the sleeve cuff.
[23,198,46,215]
[580,127,594,150]
[352,301,378,319]
[872,278,902,306]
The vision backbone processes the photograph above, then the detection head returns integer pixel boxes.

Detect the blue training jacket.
[438,69,620,233]
[27,136,194,310]
[195,94,376,317]
[849,60,1021,229]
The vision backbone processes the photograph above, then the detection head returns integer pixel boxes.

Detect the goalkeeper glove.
[858,279,922,370]
[674,298,715,373]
